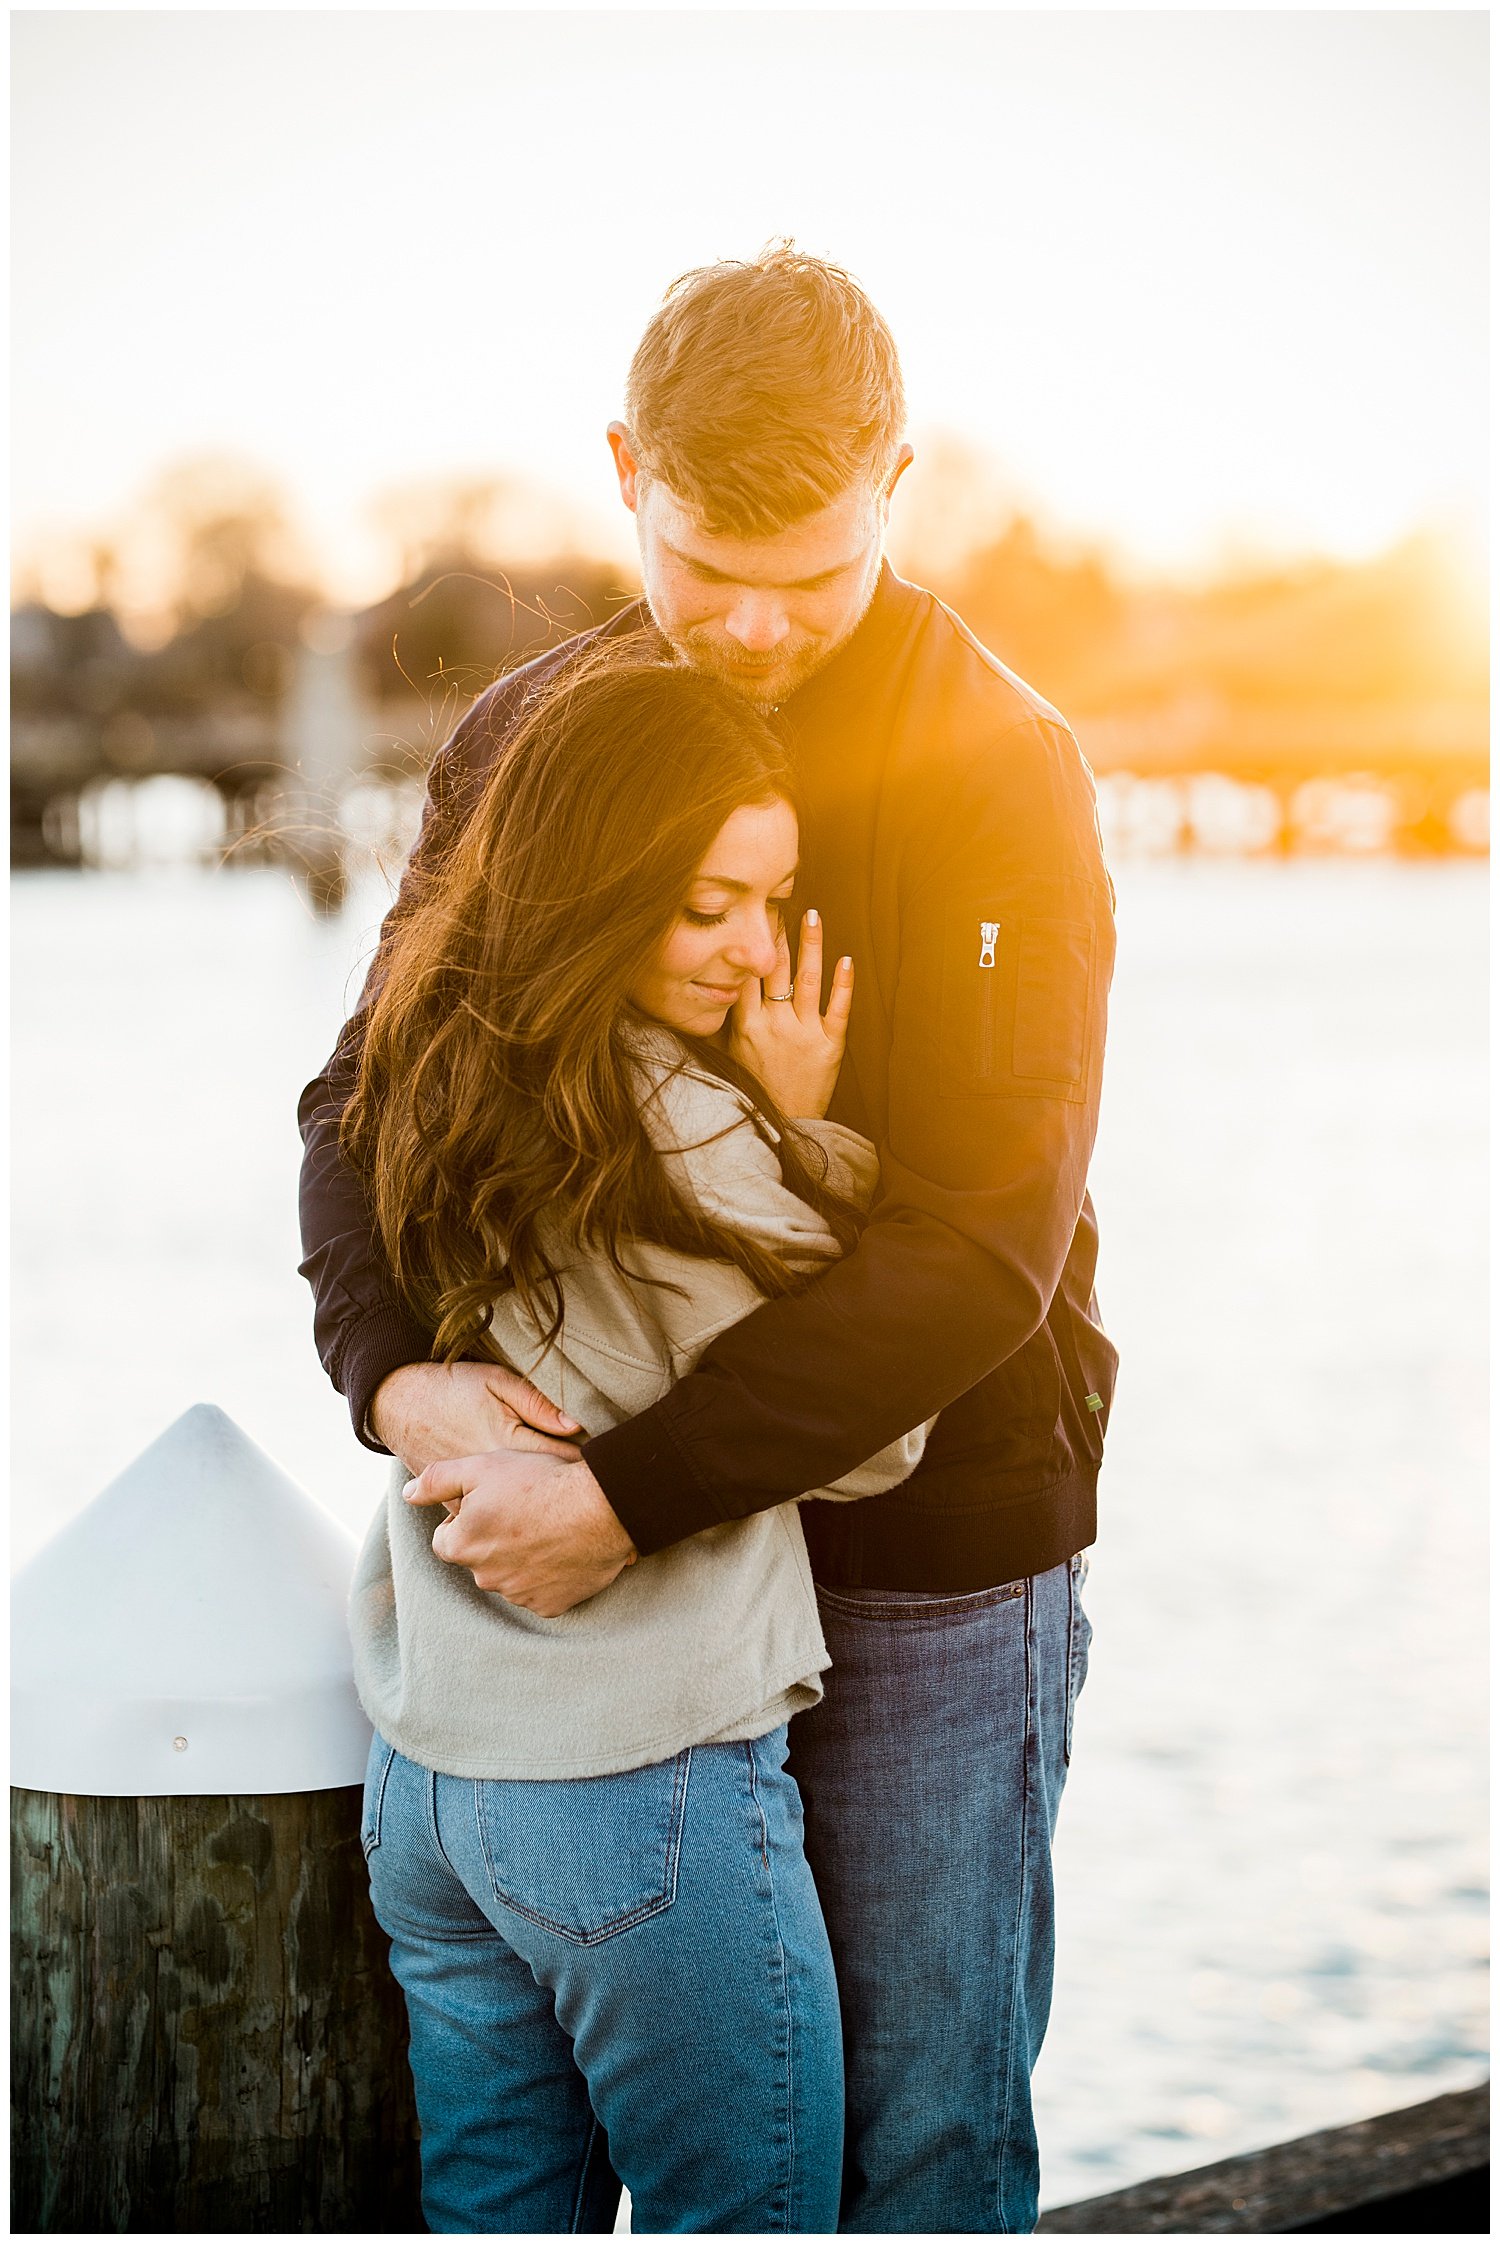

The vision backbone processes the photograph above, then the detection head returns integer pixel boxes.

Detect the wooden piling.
[11,1784,422,2233]
[10,1407,420,2233]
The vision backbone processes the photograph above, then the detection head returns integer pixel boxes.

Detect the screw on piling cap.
[11,1405,372,1800]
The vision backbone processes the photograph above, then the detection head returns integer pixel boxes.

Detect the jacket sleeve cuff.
[583,1402,730,1557]
[338,1304,438,1455]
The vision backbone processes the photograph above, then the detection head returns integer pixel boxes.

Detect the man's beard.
[673,632,828,713]
[653,577,879,712]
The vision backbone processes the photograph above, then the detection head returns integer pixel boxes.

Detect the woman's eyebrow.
[692,867,800,894]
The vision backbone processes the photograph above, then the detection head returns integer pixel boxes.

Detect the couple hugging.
[298,245,1117,2235]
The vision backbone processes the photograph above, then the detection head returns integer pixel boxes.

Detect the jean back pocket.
[475,1749,693,1945]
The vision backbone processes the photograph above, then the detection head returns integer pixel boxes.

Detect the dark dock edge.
[1037,2082,1488,2233]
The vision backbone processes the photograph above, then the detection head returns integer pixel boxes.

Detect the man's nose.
[722,593,790,653]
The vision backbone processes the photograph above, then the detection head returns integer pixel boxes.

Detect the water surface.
[10,857,1487,2207]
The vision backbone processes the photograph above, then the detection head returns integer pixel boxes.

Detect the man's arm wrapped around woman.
[487,1043,934,1503]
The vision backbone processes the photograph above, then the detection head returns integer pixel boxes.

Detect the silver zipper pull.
[979,920,1000,968]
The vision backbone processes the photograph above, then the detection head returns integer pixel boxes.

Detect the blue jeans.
[362,1723,843,2233]
[786,1553,1090,2232]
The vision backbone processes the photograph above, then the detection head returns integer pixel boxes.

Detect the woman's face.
[629,796,798,1036]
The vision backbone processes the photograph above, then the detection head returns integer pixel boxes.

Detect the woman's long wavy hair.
[342,644,863,1361]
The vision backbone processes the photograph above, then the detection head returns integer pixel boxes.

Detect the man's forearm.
[587,1194,1070,1556]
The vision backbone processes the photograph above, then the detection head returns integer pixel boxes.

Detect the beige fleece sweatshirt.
[348,1035,933,1778]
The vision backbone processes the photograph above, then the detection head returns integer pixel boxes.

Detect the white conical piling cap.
[11,1405,372,1797]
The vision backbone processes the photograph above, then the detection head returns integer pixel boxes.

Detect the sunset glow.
[12,10,1486,611]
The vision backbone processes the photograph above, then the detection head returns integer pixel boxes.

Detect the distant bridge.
[12,677,1489,874]
[1075,699,1487,843]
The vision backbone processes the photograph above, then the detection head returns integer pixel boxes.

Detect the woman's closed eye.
[682,895,791,931]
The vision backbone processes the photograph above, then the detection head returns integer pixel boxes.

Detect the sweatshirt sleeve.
[641,1072,931,1498]
[643,1071,851,1268]
[583,712,1115,1555]
[640,1067,880,1254]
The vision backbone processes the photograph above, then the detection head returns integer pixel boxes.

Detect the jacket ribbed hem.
[801,1470,1098,1592]
[338,1304,439,1454]
[585,1402,728,1554]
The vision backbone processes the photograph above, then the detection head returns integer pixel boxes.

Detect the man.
[300,244,1116,2233]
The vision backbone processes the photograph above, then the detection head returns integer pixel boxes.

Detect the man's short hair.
[624,242,907,538]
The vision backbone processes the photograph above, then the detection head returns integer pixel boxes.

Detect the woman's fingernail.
[840,956,853,971]
[558,1416,582,1432]
[402,1479,419,1499]
[806,908,819,926]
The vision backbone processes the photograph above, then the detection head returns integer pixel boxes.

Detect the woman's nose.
[725,914,783,978]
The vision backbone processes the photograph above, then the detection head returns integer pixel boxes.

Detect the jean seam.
[568,2113,603,2234]
[745,1737,795,2233]
[362,1737,397,1859]
[993,1577,1035,2233]
[1064,1567,1077,1765]
[668,1746,693,1906]
[816,1580,1029,1623]
[426,1765,459,1875]
[1065,1562,1091,1766]
[489,1890,674,1947]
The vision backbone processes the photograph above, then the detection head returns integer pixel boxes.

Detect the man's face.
[609,427,906,711]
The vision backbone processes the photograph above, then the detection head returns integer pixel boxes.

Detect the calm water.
[10,856,1487,2209]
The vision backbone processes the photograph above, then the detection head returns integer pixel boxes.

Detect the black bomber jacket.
[297,565,1118,1590]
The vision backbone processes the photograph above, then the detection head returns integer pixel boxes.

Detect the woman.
[342,648,931,2234]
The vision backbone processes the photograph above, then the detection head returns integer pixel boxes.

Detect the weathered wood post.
[11,1405,422,2232]
[283,611,361,916]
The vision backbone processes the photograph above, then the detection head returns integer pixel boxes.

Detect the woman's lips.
[693,980,742,1004]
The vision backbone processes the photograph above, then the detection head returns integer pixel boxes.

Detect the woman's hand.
[727,909,854,1118]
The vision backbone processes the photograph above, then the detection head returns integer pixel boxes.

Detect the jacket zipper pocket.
[978,920,1000,1076]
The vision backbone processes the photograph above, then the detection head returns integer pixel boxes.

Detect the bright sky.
[12,8,1488,602]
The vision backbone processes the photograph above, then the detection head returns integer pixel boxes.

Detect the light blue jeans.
[787,1553,1091,2232]
[362,1722,843,2233]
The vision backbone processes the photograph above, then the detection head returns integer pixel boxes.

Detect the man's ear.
[607,422,643,514]
[884,443,915,508]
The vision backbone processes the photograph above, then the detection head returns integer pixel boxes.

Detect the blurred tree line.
[941,515,1485,723]
[13,445,1486,755]
[13,461,317,727]
[12,458,636,740]
[354,476,633,720]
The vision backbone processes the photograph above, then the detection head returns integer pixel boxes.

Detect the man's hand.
[404,1450,638,1616]
[371,1359,584,1476]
